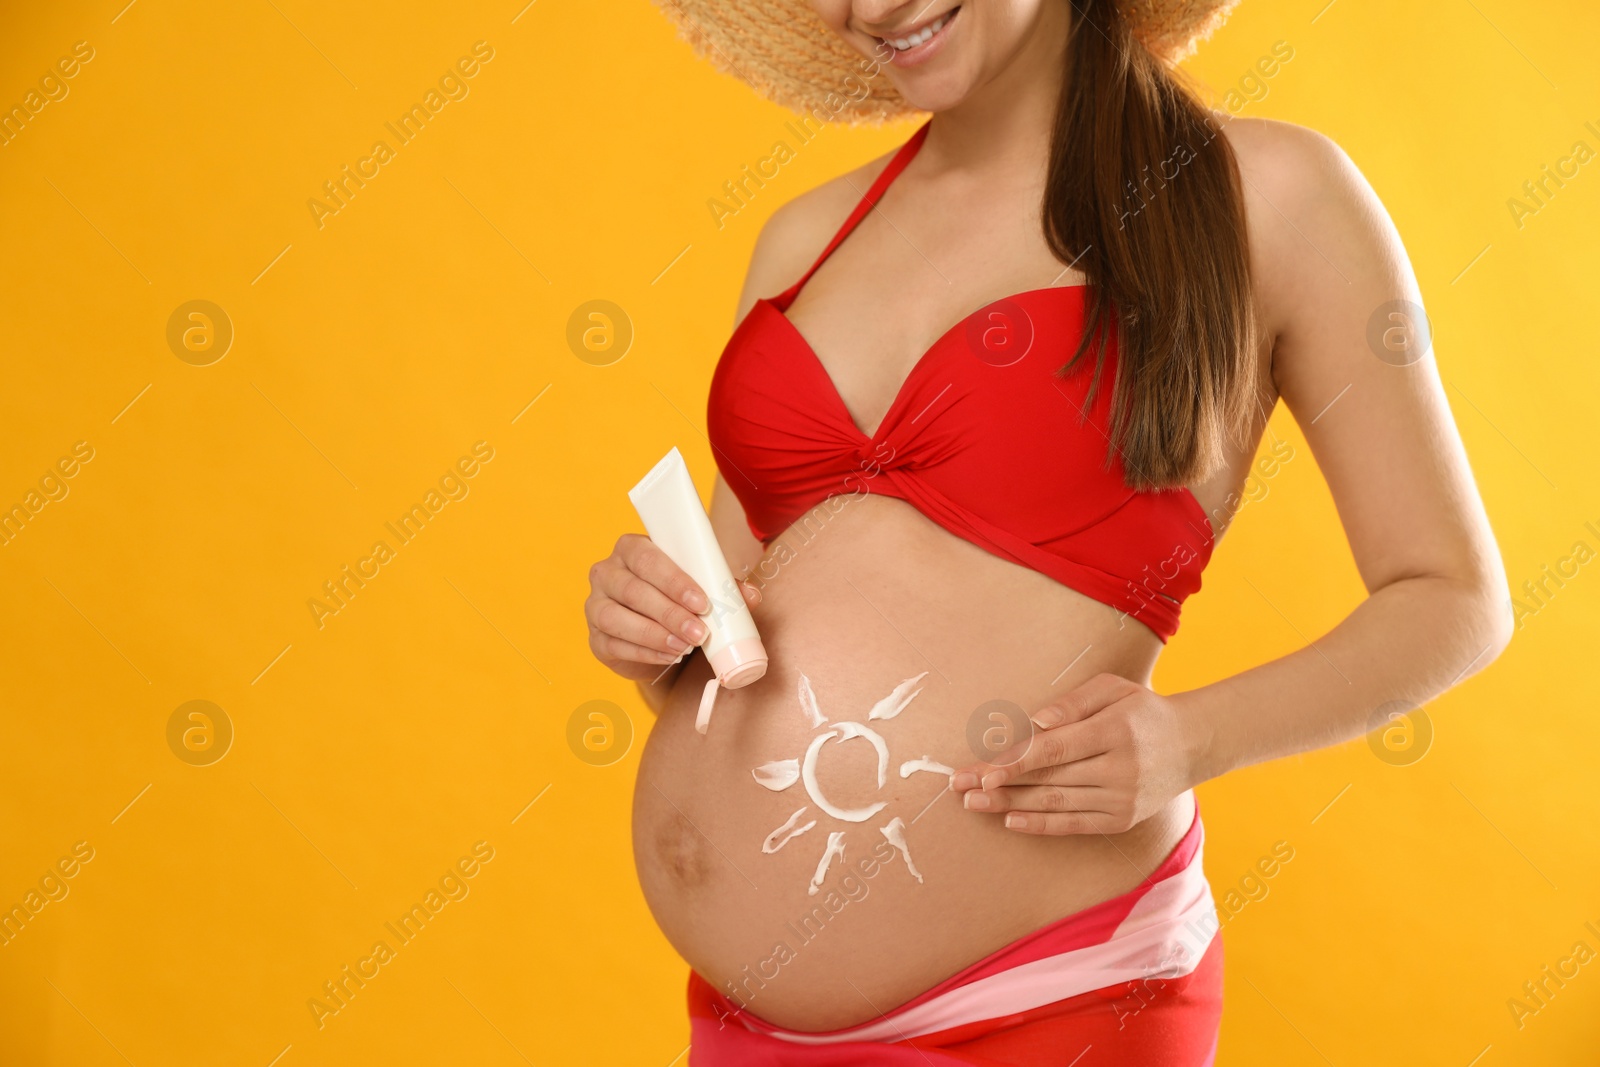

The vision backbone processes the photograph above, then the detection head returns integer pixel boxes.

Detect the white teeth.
[886,10,951,51]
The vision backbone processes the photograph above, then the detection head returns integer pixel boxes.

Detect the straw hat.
[654,0,1241,124]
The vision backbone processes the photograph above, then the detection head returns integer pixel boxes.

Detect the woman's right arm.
[585,182,850,711]
[604,475,764,716]
[585,533,711,691]
[581,474,763,716]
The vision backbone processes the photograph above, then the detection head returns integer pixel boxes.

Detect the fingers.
[976,718,1110,790]
[596,565,707,648]
[588,626,684,668]
[951,756,1102,792]
[949,674,1137,788]
[1006,753,1109,787]
[961,784,1106,815]
[585,535,714,668]
[617,534,707,613]
[947,674,1152,837]
[586,534,759,677]
[585,580,691,658]
[999,810,1119,835]
[1029,672,1139,729]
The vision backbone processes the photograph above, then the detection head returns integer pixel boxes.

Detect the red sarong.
[688,809,1223,1066]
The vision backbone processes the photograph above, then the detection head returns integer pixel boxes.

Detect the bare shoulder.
[732,148,899,324]
[1217,112,1385,230]
[1216,113,1357,191]
[1214,114,1417,351]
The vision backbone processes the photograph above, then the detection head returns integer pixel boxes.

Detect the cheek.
[970,4,1054,79]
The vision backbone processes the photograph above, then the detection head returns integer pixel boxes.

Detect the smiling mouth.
[874,5,959,54]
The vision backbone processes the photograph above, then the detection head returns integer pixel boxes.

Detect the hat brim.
[654,0,1241,126]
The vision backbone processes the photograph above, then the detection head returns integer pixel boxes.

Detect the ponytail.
[1046,0,1258,490]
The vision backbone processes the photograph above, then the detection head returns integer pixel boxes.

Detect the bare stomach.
[632,497,1194,1031]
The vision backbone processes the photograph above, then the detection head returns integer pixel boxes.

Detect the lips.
[874,5,959,55]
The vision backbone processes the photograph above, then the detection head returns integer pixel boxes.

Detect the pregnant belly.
[632,499,1192,1032]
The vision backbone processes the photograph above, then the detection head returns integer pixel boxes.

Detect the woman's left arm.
[954,119,1515,834]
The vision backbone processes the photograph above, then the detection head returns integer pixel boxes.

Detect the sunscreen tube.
[629,448,768,688]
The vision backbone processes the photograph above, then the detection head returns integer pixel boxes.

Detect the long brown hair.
[1046,0,1257,490]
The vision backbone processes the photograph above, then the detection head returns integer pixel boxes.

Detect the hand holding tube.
[628,448,769,689]
[585,534,762,683]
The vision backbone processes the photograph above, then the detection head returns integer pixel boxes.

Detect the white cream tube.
[629,448,768,688]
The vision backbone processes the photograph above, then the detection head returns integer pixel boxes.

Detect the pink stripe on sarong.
[736,803,1218,1046]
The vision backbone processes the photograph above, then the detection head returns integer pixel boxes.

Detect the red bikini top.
[707,121,1216,641]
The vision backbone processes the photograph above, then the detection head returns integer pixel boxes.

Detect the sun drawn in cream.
[750,672,953,895]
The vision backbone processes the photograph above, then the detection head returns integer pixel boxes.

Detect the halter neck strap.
[772,120,933,309]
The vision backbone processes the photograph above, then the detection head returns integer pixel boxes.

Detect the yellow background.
[1,0,1596,1063]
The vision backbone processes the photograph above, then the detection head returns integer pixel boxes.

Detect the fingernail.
[683,619,708,643]
[666,635,690,652]
[682,590,707,612]
[1032,706,1065,728]
[964,792,991,810]
[981,771,1007,790]
[1005,813,1026,829]
[949,772,979,791]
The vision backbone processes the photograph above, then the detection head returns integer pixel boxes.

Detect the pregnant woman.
[585,0,1511,1062]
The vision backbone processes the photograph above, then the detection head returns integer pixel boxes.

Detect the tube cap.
[709,638,768,689]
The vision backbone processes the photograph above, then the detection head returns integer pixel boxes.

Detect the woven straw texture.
[654,0,1241,124]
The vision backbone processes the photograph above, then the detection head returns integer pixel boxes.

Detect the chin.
[887,77,976,114]
[882,50,985,114]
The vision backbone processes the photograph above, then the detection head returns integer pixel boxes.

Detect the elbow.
[1489,591,1516,661]
[1461,575,1516,673]
[1402,567,1515,677]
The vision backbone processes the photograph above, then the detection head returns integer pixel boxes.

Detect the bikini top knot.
[707,121,1217,642]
